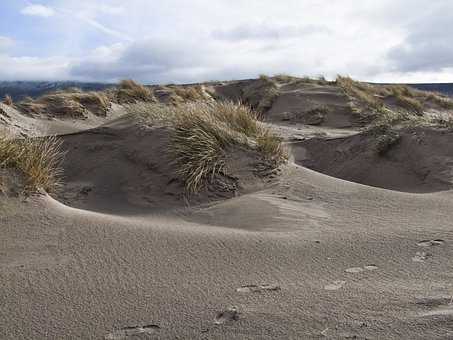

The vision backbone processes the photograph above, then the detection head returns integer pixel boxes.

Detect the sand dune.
[292,127,453,193]
[2,77,453,339]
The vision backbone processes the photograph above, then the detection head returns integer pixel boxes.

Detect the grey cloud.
[69,37,287,83]
[387,7,453,72]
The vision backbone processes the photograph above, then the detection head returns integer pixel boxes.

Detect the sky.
[0,0,452,84]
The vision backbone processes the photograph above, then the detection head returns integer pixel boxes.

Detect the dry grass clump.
[115,79,156,104]
[393,93,423,114]
[129,101,286,192]
[173,86,211,102]
[153,85,213,106]
[19,94,86,117]
[19,91,111,117]
[124,102,179,124]
[273,74,296,83]
[71,92,111,116]
[3,95,13,106]
[336,76,384,110]
[386,85,424,114]
[0,135,64,193]
[170,102,286,192]
[386,84,416,98]
[256,129,286,163]
[425,92,453,110]
[273,74,330,86]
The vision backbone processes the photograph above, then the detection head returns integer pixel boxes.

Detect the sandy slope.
[2,79,453,339]
[292,127,453,193]
[2,162,453,339]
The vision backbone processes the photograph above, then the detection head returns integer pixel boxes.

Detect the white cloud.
[0,36,14,53]
[5,0,453,82]
[0,55,70,81]
[21,4,55,18]
[212,23,331,41]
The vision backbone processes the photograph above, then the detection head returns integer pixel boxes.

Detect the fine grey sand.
[2,77,453,339]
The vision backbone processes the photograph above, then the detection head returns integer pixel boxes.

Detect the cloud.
[3,0,453,83]
[21,4,55,18]
[0,55,70,81]
[68,32,380,84]
[387,4,453,73]
[212,23,331,41]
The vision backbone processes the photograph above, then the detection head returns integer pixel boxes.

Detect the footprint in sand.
[416,296,453,317]
[417,239,445,247]
[324,280,346,291]
[345,265,378,273]
[105,324,160,339]
[236,284,280,293]
[345,267,364,273]
[214,307,239,325]
[412,251,431,262]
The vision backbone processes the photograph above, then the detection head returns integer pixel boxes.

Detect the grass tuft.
[389,86,424,114]
[128,101,287,192]
[116,79,156,104]
[19,91,111,117]
[425,92,453,110]
[336,75,384,110]
[0,135,64,193]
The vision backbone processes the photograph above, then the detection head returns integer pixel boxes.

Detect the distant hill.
[1,80,452,103]
[0,81,115,101]
[408,83,453,96]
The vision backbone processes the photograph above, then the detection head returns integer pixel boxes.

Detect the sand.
[2,79,453,339]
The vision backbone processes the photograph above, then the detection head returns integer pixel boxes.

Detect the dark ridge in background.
[408,83,453,96]
[0,81,115,101]
[0,80,453,101]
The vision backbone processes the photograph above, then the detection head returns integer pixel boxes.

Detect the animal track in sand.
[236,284,280,293]
[104,324,160,339]
[345,265,379,273]
[412,251,431,262]
[324,280,346,291]
[214,307,239,325]
[417,239,445,247]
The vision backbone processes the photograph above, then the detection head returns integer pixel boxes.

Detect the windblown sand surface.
[2,78,453,339]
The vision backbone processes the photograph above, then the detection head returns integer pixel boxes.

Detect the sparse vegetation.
[425,92,453,109]
[73,92,111,116]
[242,76,279,113]
[303,106,329,125]
[3,95,13,106]
[374,132,401,155]
[428,112,453,128]
[115,79,156,104]
[0,135,64,193]
[273,74,330,86]
[336,76,384,111]
[19,91,111,117]
[369,125,401,155]
[390,86,424,114]
[334,76,453,127]
[173,86,210,102]
[128,101,287,192]
[273,74,296,83]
